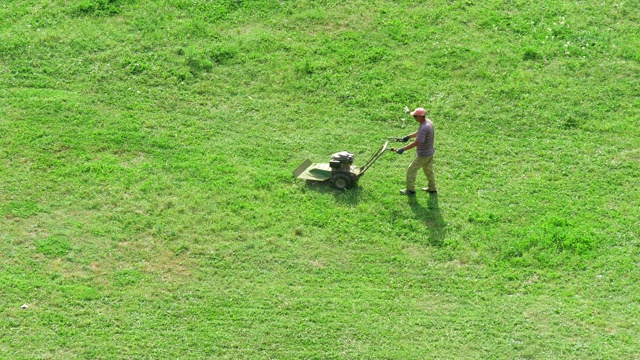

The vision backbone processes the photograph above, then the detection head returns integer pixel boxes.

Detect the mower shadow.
[304,180,362,205]
[408,194,447,246]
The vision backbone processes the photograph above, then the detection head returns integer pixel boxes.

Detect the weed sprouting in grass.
[522,47,542,61]
[113,269,144,287]
[209,43,238,65]
[185,47,213,73]
[295,58,315,76]
[36,237,72,258]
[61,284,101,301]
[70,0,134,16]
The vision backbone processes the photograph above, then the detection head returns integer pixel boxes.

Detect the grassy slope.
[1,0,639,358]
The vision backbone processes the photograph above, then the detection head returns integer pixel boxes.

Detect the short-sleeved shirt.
[416,120,435,157]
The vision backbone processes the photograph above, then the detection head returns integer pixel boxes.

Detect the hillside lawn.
[1,0,639,358]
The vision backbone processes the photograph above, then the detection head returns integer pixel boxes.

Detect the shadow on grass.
[408,194,447,246]
[304,180,362,205]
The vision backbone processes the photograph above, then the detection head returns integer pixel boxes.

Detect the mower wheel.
[331,173,353,190]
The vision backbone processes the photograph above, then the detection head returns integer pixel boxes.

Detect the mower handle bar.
[358,141,389,178]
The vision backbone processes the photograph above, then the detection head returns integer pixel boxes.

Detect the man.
[395,107,437,196]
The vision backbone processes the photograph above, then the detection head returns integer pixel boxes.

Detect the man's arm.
[397,131,421,152]
[402,139,420,151]
[396,131,419,154]
[400,131,417,142]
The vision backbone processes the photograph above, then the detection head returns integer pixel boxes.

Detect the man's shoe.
[422,188,437,194]
[400,189,416,196]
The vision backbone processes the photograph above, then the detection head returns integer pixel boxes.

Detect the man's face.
[413,115,425,122]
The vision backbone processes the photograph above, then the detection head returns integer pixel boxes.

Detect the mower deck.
[293,160,361,181]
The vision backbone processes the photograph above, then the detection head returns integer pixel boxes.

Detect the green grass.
[1,0,639,358]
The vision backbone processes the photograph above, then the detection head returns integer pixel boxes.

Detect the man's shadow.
[408,194,447,246]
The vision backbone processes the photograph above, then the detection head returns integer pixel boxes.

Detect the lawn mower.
[292,139,401,190]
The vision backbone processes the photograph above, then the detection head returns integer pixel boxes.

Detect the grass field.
[1,0,639,358]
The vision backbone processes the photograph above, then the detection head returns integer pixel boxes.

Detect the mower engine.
[329,151,354,172]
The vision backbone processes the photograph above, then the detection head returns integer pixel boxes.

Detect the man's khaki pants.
[406,155,437,192]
